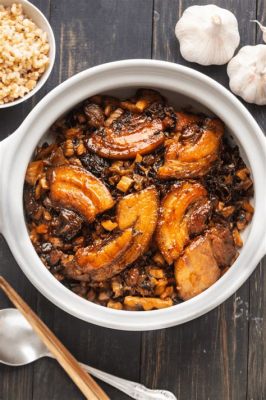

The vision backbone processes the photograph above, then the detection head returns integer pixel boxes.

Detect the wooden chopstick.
[0,276,110,400]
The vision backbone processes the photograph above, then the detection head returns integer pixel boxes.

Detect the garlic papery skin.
[175,5,240,66]
[227,45,266,105]
[251,20,266,43]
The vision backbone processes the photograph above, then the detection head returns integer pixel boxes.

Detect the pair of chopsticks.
[0,276,109,400]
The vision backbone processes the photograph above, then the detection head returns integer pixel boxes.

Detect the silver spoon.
[0,309,176,400]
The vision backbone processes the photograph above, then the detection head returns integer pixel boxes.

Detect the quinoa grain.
[0,3,50,104]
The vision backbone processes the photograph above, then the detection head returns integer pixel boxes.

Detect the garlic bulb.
[251,20,266,43]
[227,45,266,105]
[175,5,240,66]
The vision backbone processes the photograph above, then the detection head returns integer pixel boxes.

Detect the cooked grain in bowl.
[24,89,254,311]
[0,3,49,104]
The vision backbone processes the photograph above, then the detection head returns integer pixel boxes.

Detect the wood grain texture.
[140,1,265,400]
[0,1,51,398]
[49,0,153,86]
[246,1,266,398]
[247,257,266,400]
[0,0,265,399]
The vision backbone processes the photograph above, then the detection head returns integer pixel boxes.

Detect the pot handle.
[0,133,19,234]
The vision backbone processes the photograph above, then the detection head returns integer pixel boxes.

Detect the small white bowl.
[0,0,56,108]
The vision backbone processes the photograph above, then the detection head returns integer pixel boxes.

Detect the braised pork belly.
[158,113,223,179]
[86,113,165,159]
[48,165,114,223]
[156,181,210,265]
[175,225,236,300]
[24,89,254,310]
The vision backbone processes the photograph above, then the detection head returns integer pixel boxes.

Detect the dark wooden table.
[0,1,265,399]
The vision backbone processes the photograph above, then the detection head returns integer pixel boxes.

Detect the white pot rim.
[0,59,265,331]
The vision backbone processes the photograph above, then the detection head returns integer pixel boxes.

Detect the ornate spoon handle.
[48,353,177,399]
[77,361,177,400]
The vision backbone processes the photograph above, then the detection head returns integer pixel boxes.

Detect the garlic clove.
[175,5,240,66]
[251,20,266,43]
[227,44,266,105]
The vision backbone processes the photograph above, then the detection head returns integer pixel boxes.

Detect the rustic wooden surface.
[0,1,265,399]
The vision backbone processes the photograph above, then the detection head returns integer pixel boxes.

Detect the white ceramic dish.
[0,0,56,108]
[0,60,265,331]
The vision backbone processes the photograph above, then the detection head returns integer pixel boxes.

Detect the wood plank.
[255,0,266,45]
[0,237,37,400]
[247,257,266,400]
[247,1,266,397]
[32,309,143,400]
[141,288,250,400]
[0,2,51,399]
[31,1,154,399]
[48,0,154,86]
[140,1,259,399]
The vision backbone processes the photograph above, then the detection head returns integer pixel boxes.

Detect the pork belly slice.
[73,229,133,282]
[48,165,114,223]
[86,112,165,159]
[68,186,159,282]
[116,186,159,266]
[156,181,211,265]
[175,225,236,300]
[158,112,223,179]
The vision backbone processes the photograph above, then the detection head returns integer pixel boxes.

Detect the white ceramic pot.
[0,60,265,331]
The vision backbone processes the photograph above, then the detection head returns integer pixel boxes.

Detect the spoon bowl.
[0,308,48,366]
